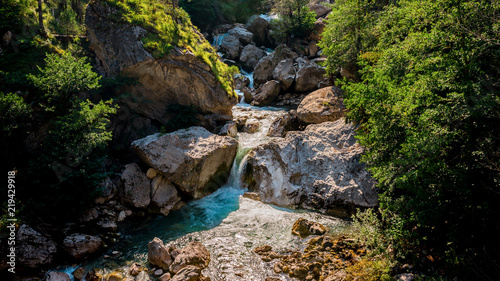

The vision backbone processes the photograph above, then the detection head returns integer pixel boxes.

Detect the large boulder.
[150,175,182,216]
[240,44,267,70]
[17,224,57,268]
[272,58,296,91]
[253,45,298,87]
[246,17,273,47]
[45,272,71,281]
[148,237,173,270]
[63,234,103,259]
[294,61,331,92]
[245,119,378,216]
[308,3,332,18]
[251,80,281,107]
[85,1,237,126]
[297,86,346,124]
[220,34,241,59]
[121,163,151,208]
[169,242,210,274]
[228,26,254,45]
[131,127,238,199]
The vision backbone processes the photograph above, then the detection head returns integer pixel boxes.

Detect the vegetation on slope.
[102,0,238,96]
[321,0,500,279]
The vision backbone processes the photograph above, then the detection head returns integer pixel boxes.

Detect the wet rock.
[245,119,378,215]
[17,224,57,268]
[272,58,296,91]
[148,237,173,270]
[240,44,266,70]
[294,61,331,92]
[73,267,87,280]
[63,234,103,259]
[150,175,182,216]
[220,34,241,59]
[228,26,253,45]
[251,80,281,106]
[219,122,237,138]
[169,241,210,274]
[297,86,346,125]
[292,218,328,238]
[170,265,201,281]
[45,272,71,281]
[254,45,298,87]
[132,127,238,199]
[121,163,151,208]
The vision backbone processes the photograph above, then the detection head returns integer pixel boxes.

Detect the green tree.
[56,7,80,35]
[270,0,316,43]
[339,0,500,277]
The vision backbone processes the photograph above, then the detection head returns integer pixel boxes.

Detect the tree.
[270,0,316,43]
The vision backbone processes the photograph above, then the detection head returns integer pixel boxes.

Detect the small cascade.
[212,33,227,47]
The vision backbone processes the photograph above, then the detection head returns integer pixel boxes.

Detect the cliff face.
[85,0,237,126]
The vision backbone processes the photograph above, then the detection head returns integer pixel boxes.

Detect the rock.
[150,175,182,216]
[272,58,296,91]
[154,269,164,276]
[148,237,173,270]
[308,18,326,42]
[129,262,142,276]
[86,2,237,125]
[72,267,87,280]
[132,127,238,199]
[242,121,260,134]
[242,87,254,104]
[45,272,71,281]
[396,273,416,281]
[81,207,99,222]
[85,269,103,281]
[135,270,151,281]
[159,272,171,281]
[106,272,123,281]
[267,114,292,137]
[170,265,201,281]
[234,74,250,90]
[96,218,117,231]
[254,245,272,254]
[236,116,248,130]
[294,61,331,92]
[63,234,103,259]
[297,87,346,125]
[246,17,273,47]
[146,168,158,179]
[251,80,281,106]
[121,163,151,208]
[291,218,328,238]
[219,122,237,138]
[240,44,266,70]
[253,45,298,87]
[305,41,319,57]
[308,3,332,18]
[17,224,57,268]
[95,177,116,204]
[117,210,127,222]
[242,192,261,201]
[245,119,378,215]
[228,26,253,45]
[169,241,210,274]
[220,34,241,59]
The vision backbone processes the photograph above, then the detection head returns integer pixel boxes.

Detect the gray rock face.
[297,87,346,124]
[169,241,211,274]
[294,61,331,92]
[251,80,281,107]
[45,271,71,281]
[148,237,173,270]
[121,163,151,208]
[228,26,254,45]
[245,119,378,215]
[253,45,298,87]
[246,17,273,47]
[272,58,296,91]
[63,234,103,259]
[240,44,266,70]
[17,224,57,268]
[220,34,241,59]
[86,1,237,125]
[150,176,182,216]
[131,127,238,199]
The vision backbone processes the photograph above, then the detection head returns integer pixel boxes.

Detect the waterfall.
[212,33,227,47]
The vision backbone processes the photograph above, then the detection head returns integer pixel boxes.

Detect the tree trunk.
[38,0,46,36]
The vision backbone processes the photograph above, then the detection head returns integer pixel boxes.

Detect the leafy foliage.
[270,0,316,43]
